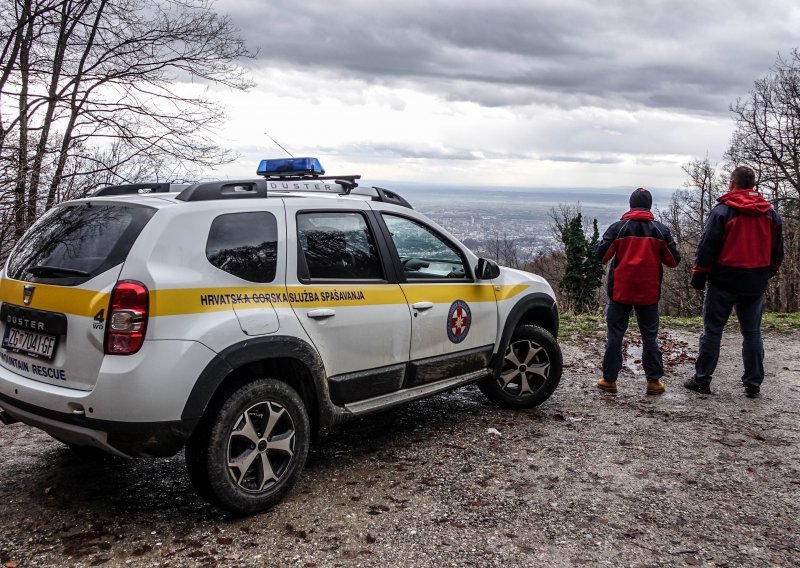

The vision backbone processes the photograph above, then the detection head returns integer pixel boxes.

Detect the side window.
[382,214,467,280]
[297,212,384,280]
[206,212,278,282]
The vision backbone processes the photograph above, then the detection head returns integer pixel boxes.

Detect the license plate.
[2,326,58,360]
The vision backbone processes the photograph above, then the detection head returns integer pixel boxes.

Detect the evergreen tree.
[582,219,604,308]
[559,214,603,313]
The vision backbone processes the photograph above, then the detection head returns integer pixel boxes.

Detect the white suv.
[0,158,561,514]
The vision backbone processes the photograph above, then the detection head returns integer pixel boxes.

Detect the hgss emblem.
[23,284,35,306]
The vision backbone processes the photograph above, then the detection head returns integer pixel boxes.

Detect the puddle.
[624,343,643,375]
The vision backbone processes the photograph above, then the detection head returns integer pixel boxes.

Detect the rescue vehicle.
[0,158,562,514]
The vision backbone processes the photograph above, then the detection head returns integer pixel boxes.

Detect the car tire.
[184,378,310,515]
[479,324,562,409]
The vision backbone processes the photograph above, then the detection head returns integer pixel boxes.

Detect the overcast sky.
[202,0,800,188]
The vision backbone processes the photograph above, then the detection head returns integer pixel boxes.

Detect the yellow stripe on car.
[0,279,109,318]
[0,278,528,318]
[399,283,498,304]
[494,284,529,301]
[150,285,408,316]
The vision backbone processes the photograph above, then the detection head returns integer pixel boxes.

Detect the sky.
[200,0,800,189]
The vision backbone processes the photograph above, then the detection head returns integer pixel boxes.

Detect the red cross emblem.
[447,300,471,343]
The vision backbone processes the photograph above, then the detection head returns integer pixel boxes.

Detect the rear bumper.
[0,339,216,456]
[0,393,197,457]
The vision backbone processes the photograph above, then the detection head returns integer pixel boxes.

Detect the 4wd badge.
[447,300,471,344]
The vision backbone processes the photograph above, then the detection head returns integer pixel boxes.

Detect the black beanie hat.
[629,187,652,210]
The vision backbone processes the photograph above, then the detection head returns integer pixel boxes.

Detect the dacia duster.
[0,158,562,514]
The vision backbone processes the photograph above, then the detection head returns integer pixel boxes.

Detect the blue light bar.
[257,157,325,177]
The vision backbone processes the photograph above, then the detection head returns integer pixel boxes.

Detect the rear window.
[206,212,279,283]
[6,203,156,286]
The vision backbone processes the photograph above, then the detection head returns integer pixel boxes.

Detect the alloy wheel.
[499,339,551,397]
[226,401,296,493]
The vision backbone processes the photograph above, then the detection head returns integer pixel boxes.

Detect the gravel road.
[1,327,799,568]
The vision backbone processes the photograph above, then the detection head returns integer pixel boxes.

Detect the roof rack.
[263,175,361,194]
[175,178,362,201]
[174,178,414,208]
[176,179,269,201]
[93,175,413,209]
[372,187,413,209]
[93,182,172,196]
[265,178,413,209]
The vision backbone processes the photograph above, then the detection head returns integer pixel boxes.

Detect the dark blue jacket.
[691,189,783,295]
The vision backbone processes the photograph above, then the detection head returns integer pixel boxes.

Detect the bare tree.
[483,231,527,269]
[726,49,800,208]
[0,0,253,241]
[655,157,727,315]
[524,248,566,297]
[725,51,800,312]
[659,154,798,314]
[548,202,584,244]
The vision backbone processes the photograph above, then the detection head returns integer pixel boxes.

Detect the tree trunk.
[27,0,88,223]
[45,0,106,211]
[13,0,33,239]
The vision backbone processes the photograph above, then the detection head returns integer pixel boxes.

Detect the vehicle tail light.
[104,280,149,355]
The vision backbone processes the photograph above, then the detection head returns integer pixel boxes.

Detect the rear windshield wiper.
[27,265,91,278]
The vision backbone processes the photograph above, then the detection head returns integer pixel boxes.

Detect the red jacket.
[691,189,783,294]
[596,210,681,305]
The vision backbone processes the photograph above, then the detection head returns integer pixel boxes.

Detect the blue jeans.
[603,301,663,381]
[694,286,764,389]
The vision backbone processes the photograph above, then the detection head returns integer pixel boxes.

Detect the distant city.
[373,182,675,259]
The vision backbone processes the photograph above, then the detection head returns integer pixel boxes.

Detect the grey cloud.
[312,142,490,161]
[229,140,487,162]
[540,154,625,165]
[236,139,628,166]
[221,0,798,114]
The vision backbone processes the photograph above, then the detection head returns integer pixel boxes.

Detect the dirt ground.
[1,326,799,568]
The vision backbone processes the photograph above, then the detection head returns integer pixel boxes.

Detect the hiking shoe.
[684,378,711,395]
[596,378,618,393]
[646,380,665,395]
[745,386,760,398]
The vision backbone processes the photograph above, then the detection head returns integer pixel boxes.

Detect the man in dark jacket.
[685,166,784,398]
[595,188,681,395]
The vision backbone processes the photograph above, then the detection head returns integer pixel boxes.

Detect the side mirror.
[476,258,501,280]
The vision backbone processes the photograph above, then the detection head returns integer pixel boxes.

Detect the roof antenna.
[265,132,294,158]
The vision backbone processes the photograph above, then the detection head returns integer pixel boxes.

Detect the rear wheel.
[479,324,562,409]
[185,378,310,515]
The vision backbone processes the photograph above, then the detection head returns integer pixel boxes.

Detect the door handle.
[307,309,336,319]
[412,301,434,311]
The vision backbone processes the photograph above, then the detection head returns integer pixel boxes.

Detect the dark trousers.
[694,286,764,389]
[603,301,663,382]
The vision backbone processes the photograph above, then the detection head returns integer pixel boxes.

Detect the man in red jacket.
[685,166,784,398]
[595,188,681,395]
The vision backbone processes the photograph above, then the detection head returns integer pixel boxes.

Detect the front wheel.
[185,378,310,515]
[479,324,562,409]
